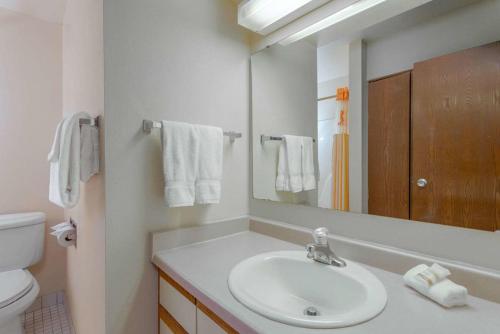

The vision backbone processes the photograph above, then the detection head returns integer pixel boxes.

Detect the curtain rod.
[317,94,338,102]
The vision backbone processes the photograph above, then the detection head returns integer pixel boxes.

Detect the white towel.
[276,135,316,193]
[80,123,100,182]
[404,264,468,308]
[195,125,223,204]
[276,135,303,193]
[48,112,90,208]
[161,121,199,207]
[302,137,316,191]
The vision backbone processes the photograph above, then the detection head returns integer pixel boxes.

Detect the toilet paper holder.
[66,218,77,242]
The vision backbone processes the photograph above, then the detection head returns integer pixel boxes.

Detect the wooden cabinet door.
[411,42,500,231]
[368,71,411,219]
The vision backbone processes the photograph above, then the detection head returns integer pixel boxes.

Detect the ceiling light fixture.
[279,0,388,45]
[238,0,315,34]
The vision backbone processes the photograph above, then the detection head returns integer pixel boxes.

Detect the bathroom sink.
[228,251,387,328]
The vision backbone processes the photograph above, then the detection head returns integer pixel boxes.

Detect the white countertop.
[152,231,500,334]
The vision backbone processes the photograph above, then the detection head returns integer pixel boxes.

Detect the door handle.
[417,178,428,188]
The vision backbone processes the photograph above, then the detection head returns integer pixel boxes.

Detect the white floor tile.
[23,295,74,334]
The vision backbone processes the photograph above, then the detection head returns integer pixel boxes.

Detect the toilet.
[0,212,45,334]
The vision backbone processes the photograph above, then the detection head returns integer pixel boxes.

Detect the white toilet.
[0,212,45,334]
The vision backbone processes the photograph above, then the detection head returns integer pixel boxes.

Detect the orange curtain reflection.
[332,87,350,211]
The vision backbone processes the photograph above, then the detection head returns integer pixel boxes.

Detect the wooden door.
[368,71,411,219]
[411,42,500,231]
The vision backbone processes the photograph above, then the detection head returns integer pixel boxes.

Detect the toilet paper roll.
[51,226,76,247]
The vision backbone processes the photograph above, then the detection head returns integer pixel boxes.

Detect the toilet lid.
[0,270,34,308]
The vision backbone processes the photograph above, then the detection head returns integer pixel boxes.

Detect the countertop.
[152,231,500,334]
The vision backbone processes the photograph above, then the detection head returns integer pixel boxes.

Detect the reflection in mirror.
[251,0,500,231]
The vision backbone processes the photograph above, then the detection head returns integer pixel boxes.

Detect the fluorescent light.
[238,0,314,33]
[279,0,387,45]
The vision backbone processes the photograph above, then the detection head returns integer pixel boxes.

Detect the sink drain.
[304,306,320,316]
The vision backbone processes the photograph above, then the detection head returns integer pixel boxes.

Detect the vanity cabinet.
[158,269,238,334]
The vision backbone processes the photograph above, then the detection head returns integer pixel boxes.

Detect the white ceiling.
[312,0,482,46]
[0,0,67,23]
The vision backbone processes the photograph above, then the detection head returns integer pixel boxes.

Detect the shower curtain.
[332,87,350,211]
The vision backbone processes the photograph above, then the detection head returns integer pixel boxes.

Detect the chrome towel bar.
[260,134,316,144]
[143,120,242,143]
[79,118,99,127]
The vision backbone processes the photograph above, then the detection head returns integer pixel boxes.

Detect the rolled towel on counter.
[404,263,468,308]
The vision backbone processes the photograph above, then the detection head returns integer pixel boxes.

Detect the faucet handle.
[306,244,315,258]
[312,227,329,245]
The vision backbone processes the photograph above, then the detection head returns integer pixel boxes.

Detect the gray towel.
[80,124,99,182]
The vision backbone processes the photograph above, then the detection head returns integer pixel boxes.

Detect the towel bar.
[79,117,99,127]
[261,135,316,144]
[142,119,242,143]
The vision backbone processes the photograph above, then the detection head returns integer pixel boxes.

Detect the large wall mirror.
[251,0,500,232]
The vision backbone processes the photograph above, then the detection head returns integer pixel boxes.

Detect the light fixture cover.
[279,0,388,45]
[238,0,314,34]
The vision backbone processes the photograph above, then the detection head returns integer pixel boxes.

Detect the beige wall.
[0,8,66,296]
[63,0,105,333]
[104,0,251,333]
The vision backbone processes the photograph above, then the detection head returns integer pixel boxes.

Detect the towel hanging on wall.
[161,121,223,207]
[275,135,316,193]
[48,112,99,208]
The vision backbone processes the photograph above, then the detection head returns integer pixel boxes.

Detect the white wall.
[348,40,366,213]
[251,41,317,205]
[104,0,250,333]
[316,42,349,209]
[63,0,105,333]
[0,8,66,296]
[317,99,339,209]
[366,0,500,80]
[317,42,349,84]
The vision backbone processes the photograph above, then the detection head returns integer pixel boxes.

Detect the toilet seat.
[0,270,34,309]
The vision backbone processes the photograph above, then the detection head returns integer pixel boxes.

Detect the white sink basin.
[228,251,387,328]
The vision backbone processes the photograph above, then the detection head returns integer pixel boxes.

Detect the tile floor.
[23,294,74,334]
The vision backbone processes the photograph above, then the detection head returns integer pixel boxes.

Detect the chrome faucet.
[306,227,346,267]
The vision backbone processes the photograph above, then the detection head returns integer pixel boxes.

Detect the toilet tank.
[0,212,46,271]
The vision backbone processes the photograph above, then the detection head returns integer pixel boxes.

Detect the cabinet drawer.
[159,271,196,334]
[197,308,225,334]
[197,302,238,334]
[160,318,174,334]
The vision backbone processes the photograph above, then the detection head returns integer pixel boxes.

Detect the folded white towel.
[302,137,316,191]
[48,112,90,208]
[80,123,100,182]
[404,264,468,308]
[48,121,64,163]
[161,121,199,207]
[276,135,316,193]
[195,125,223,204]
[276,135,303,193]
